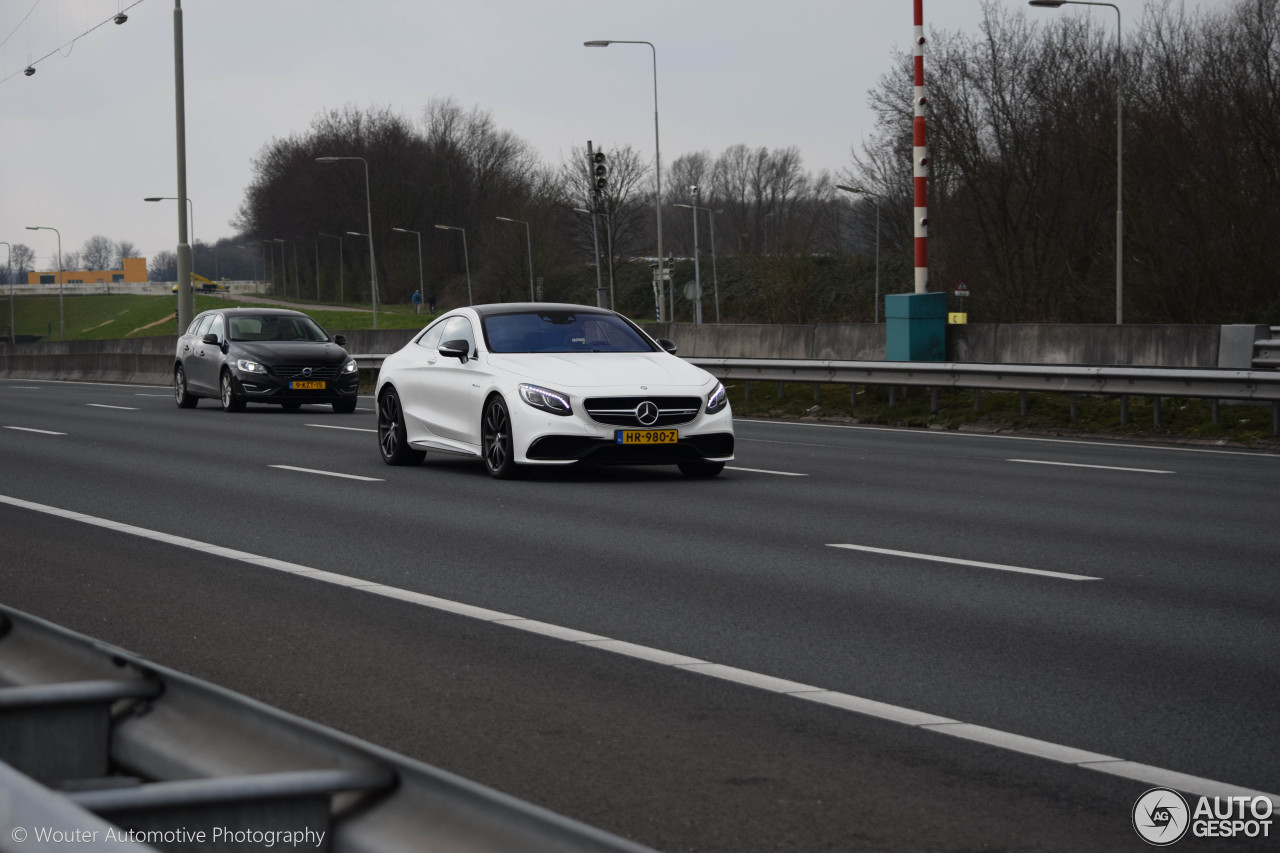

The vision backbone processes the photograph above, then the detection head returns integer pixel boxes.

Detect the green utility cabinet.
[884,292,948,362]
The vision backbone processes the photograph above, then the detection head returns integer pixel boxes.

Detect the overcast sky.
[1,0,1234,271]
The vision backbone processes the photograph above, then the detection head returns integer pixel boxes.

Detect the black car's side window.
[186,315,207,336]
[193,315,214,339]
[207,314,226,343]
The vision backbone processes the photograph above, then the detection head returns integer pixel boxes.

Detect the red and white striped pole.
[913,0,929,294]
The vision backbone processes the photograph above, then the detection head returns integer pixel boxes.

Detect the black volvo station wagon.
[174,308,360,413]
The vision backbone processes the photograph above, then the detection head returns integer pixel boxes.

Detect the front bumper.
[234,370,360,402]
[526,432,734,464]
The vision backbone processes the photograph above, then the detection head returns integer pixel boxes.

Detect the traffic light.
[592,151,607,194]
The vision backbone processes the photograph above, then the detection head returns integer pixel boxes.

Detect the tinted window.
[440,316,475,353]
[208,315,226,342]
[227,314,328,342]
[483,311,654,353]
[416,319,447,351]
[193,314,214,339]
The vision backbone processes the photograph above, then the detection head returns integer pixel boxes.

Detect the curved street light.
[317,156,379,328]
[435,225,472,306]
[391,227,424,308]
[1029,0,1123,324]
[25,226,63,341]
[585,39,666,321]
[496,216,535,301]
[674,203,723,323]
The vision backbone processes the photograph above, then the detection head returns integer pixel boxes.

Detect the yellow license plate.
[290,380,326,390]
[616,429,678,445]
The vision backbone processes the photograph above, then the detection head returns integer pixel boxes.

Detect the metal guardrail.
[352,353,1280,435]
[0,604,655,853]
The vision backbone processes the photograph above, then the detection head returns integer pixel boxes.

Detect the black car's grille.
[584,396,702,427]
[271,364,341,380]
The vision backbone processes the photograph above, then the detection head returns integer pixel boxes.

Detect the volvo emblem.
[302,367,312,377]
[636,400,660,426]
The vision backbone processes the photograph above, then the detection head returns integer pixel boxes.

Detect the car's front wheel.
[482,396,519,479]
[174,364,198,409]
[377,388,425,466]
[220,370,246,412]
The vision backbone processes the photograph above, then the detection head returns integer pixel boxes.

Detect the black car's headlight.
[518,383,572,416]
[235,358,267,374]
[341,359,358,374]
[706,382,728,414]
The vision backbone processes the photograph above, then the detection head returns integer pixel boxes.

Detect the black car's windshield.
[483,311,654,353]
[228,314,329,343]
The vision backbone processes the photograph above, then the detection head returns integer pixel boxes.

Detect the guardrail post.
[972,389,981,412]
[930,387,939,413]
[813,383,821,403]
[1069,395,1079,423]
[776,382,784,400]
[1212,399,1220,425]
[851,385,858,407]
[1120,395,1129,425]
[1153,397,1162,427]
[1019,391,1028,416]
[1273,401,1279,437]
[889,386,897,409]
[744,381,752,401]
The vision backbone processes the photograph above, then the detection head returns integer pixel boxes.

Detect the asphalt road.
[2,377,1277,851]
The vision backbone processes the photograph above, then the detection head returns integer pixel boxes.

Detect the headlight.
[518,383,572,416]
[235,358,267,374]
[706,382,728,414]
[341,359,358,374]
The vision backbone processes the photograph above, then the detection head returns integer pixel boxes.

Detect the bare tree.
[81,235,115,271]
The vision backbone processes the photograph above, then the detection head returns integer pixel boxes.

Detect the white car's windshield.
[483,311,654,353]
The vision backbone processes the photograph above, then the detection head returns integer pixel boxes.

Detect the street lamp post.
[496,217,535,301]
[317,156,378,329]
[317,233,343,303]
[144,196,195,266]
[25,226,63,340]
[434,225,472,306]
[392,228,424,307]
[1029,0,1123,324]
[1,242,13,344]
[585,39,667,322]
[171,0,193,332]
[674,203,722,322]
[837,185,881,324]
[271,239,295,298]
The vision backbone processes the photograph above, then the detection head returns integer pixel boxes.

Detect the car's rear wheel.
[482,396,519,479]
[220,370,246,412]
[174,365,198,409]
[378,388,425,466]
[332,398,358,414]
[678,460,725,478]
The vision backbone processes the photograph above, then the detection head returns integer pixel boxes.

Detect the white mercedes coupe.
[374,303,734,478]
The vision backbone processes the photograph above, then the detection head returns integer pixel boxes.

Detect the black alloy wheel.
[174,365,198,409]
[482,396,518,479]
[378,388,425,466]
[220,370,246,412]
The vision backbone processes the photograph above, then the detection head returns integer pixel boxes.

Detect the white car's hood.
[486,351,714,390]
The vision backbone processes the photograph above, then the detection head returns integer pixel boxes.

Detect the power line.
[1,0,146,86]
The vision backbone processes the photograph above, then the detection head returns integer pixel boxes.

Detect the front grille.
[584,396,702,427]
[271,364,340,380]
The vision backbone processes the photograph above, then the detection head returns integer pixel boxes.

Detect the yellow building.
[28,257,147,285]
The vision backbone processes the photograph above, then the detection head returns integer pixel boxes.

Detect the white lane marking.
[1008,458,1175,475]
[135,393,173,397]
[5,386,43,390]
[3,426,67,436]
[86,403,139,411]
[268,465,383,482]
[737,437,833,449]
[0,491,1270,804]
[828,543,1101,581]
[305,423,377,433]
[726,466,808,477]
[736,418,1280,459]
